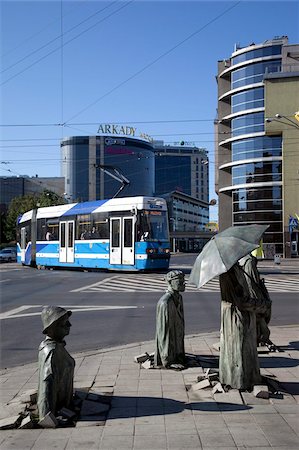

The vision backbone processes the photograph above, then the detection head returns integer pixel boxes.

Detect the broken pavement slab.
[191,378,211,391]
[141,359,153,369]
[0,415,22,430]
[19,415,35,429]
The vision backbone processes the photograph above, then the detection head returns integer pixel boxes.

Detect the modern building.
[61,135,155,202]
[0,176,64,212]
[161,190,211,252]
[216,36,299,257]
[154,141,209,203]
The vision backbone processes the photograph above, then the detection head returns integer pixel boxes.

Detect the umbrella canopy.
[189,224,269,289]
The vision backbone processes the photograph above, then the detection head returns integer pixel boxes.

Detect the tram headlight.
[146,248,157,254]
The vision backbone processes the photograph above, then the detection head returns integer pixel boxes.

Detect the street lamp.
[265,113,299,130]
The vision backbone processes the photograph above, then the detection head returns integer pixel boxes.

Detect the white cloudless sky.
[1,0,299,220]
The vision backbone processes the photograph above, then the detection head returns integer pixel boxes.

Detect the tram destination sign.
[97,123,153,143]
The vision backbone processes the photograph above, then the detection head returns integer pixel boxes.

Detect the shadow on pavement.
[79,396,251,421]
[259,356,299,368]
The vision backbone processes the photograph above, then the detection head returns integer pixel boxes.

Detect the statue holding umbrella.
[189,224,270,391]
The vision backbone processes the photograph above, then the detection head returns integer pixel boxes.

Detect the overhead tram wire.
[64,1,242,124]
[1,0,89,59]
[1,0,119,74]
[0,0,134,87]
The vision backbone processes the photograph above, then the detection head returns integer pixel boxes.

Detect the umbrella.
[189,224,269,289]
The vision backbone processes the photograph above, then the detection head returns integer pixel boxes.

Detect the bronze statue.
[219,262,268,390]
[154,270,185,369]
[37,306,75,424]
[238,254,272,346]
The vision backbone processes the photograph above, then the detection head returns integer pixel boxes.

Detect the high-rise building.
[61,136,155,202]
[153,141,209,203]
[216,36,299,257]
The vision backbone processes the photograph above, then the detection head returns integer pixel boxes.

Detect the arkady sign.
[97,124,153,143]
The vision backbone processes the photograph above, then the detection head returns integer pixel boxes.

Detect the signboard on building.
[97,124,153,143]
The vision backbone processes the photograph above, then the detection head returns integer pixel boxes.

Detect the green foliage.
[4,190,66,242]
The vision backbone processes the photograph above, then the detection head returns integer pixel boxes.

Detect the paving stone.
[191,379,211,391]
[199,430,235,447]
[212,382,225,394]
[228,423,270,447]
[0,415,21,430]
[167,433,201,449]
[76,416,106,427]
[259,423,299,447]
[134,434,167,449]
[20,389,37,404]
[100,435,133,449]
[19,415,34,429]
[80,400,110,416]
[281,413,299,435]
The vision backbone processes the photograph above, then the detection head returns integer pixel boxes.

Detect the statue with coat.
[154,270,186,369]
[37,306,75,425]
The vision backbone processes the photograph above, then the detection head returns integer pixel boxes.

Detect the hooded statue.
[154,270,185,369]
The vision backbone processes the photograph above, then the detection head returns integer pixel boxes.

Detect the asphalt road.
[1,254,298,369]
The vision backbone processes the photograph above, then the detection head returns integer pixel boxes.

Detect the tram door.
[20,227,26,263]
[110,217,135,265]
[59,221,75,263]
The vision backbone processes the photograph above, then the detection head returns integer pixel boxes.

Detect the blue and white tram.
[17,196,171,271]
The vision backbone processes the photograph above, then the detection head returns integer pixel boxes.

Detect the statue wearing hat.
[37,306,75,425]
[154,270,186,369]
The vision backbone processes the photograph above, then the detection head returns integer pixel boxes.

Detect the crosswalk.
[71,273,299,294]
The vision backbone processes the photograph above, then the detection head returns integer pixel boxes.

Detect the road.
[1,254,298,369]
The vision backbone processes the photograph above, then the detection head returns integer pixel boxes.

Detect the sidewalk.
[0,325,298,450]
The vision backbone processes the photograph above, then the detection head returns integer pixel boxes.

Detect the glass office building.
[216,37,292,255]
[154,141,209,203]
[61,136,155,201]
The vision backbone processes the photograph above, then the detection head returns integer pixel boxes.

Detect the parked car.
[0,247,17,263]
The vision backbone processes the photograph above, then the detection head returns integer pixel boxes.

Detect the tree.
[4,190,66,242]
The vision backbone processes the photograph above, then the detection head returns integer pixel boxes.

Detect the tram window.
[111,220,120,247]
[93,220,109,239]
[77,214,91,239]
[60,223,66,248]
[68,223,74,247]
[124,219,133,247]
[39,219,59,240]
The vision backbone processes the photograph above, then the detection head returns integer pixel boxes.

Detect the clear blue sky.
[1,0,299,220]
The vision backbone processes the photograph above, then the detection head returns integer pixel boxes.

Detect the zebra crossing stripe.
[71,274,298,293]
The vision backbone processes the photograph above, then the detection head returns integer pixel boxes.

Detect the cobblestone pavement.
[1,324,298,449]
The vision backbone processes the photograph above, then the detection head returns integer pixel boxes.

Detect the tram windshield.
[137,210,169,242]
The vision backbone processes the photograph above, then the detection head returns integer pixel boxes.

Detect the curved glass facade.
[232,161,282,184]
[232,44,282,65]
[218,40,285,253]
[232,136,282,160]
[232,87,264,113]
[232,60,281,89]
[232,112,264,137]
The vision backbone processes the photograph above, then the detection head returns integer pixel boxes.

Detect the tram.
[17,196,170,271]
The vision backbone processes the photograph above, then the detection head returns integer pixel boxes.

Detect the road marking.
[0,304,138,320]
[0,305,42,319]
[71,273,299,293]
[70,275,120,292]
[0,279,11,283]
